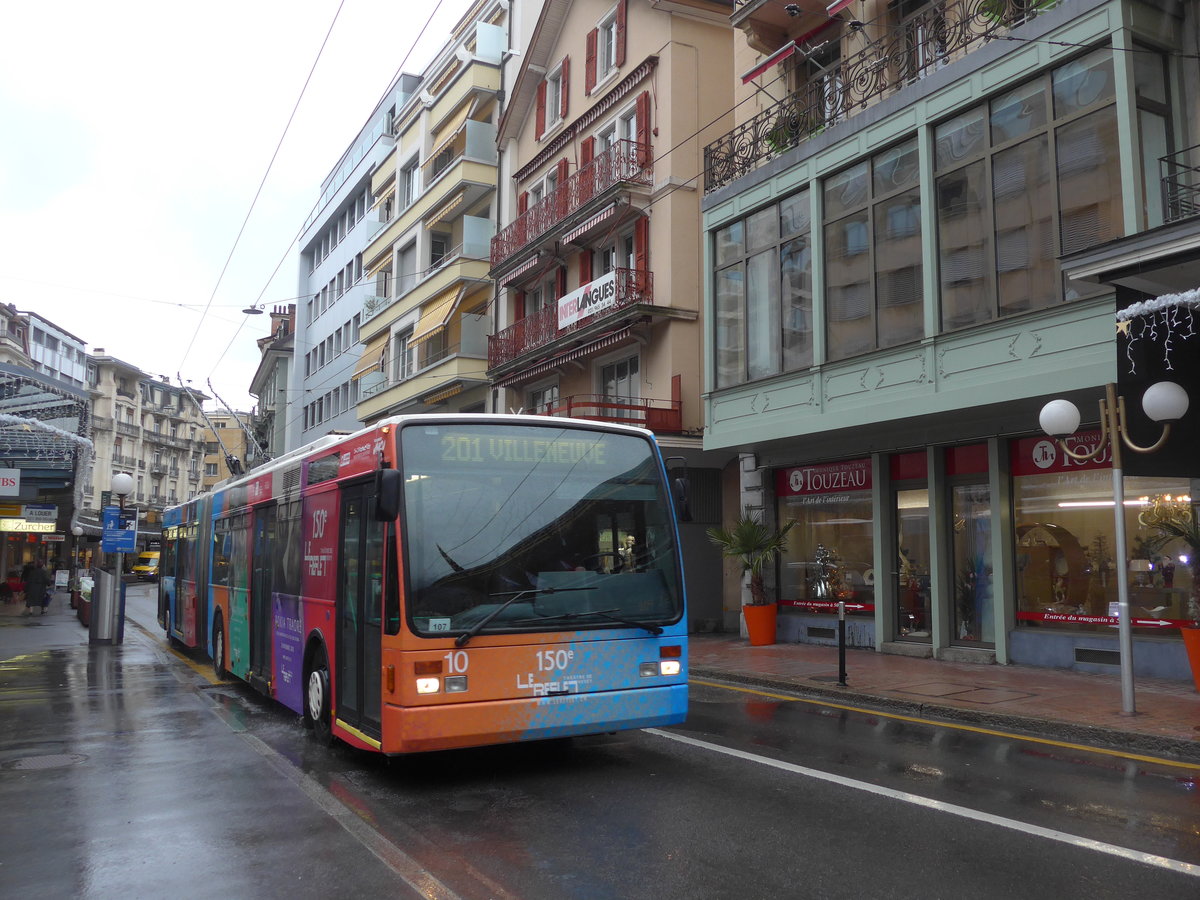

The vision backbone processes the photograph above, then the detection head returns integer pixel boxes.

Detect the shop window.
[1011,432,1194,635]
[775,460,875,617]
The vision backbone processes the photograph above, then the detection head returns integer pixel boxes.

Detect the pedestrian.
[24,561,50,616]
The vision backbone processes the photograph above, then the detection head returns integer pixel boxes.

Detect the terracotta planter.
[1181,626,1200,693]
[743,603,778,646]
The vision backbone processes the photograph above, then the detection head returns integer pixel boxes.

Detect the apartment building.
[288,76,420,452]
[85,355,208,532]
[249,304,294,461]
[488,0,738,629]
[201,412,253,491]
[353,0,509,423]
[701,0,1200,677]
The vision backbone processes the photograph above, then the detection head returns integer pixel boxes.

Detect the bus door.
[249,505,276,689]
[335,483,383,738]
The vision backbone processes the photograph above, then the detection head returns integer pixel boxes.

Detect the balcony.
[533,394,682,434]
[491,140,652,268]
[357,340,488,421]
[705,0,1062,193]
[488,268,653,370]
[1162,144,1200,224]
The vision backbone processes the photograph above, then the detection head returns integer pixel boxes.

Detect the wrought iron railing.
[491,140,652,266]
[704,0,1061,192]
[488,268,653,369]
[1161,144,1200,224]
[532,394,683,434]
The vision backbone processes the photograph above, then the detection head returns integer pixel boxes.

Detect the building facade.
[701,0,1200,677]
[249,304,294,462]
[352,0,509,424]
[85,354,208,537]
[288,75,417,452]
[489,0,739,630]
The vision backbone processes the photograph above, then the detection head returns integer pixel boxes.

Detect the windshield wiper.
[514,608,663,636]
[455,586,593,647]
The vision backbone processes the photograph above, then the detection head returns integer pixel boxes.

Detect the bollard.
[837,600,847,686]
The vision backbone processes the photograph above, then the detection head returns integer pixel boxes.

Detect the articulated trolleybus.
[158,414,687,754]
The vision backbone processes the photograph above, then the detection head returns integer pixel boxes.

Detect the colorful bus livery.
[158,414,688,754]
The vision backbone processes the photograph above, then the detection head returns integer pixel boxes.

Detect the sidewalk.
[690,633,1200,764]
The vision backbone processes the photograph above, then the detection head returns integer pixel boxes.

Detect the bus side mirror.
[664,456,690,523]
[375,468,402,521]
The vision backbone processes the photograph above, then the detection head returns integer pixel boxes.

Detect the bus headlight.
[444,676,468,693]
[416,677,441,694]
[659,660,681,676]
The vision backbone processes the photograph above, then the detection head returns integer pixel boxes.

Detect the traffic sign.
[101,506,137,553]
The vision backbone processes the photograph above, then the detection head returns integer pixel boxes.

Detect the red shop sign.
[1010,431,1110,477]
[776,458,871,497]
[1017,610,1185,629]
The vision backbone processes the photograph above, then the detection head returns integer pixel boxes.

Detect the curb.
[691,667,1200,767]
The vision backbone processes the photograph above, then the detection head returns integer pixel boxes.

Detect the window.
[599,353,639,420]
[392,331,414,383]
[430,232,450,269]
[546,67,563,127]
[823,137,923,361]
[934,48,1123,329]
[401,159,419,208]
[398,242,417,296]
[205,462,219,477]
[713,188,817,388]
[528,383,559,415]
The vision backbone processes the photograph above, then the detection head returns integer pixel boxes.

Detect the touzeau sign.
[558,271,618,328]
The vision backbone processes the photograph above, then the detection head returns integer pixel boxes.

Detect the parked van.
[132,551,160,581]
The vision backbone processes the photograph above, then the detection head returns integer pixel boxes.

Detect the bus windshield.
[400,422,683,638]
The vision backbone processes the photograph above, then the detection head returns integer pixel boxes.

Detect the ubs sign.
[0,468,19,498]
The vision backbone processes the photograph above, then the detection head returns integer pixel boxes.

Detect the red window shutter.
[634,216,649,273]
[515,291,526,321]
[635,91,651,166]
[518,191,529,215]
[616,1,627,68]
[585,29,597,93]
[579,251,592,284]
[556,267,567,299]
[556,158,569,182]
[581,136,595,168]
[536,80,547,138]
[560,56,570,119]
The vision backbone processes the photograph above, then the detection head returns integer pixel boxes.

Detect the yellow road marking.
[127,617,227,686]
[690,677,1200,772]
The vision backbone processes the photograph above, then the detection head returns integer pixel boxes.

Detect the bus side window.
[384,527,400,635]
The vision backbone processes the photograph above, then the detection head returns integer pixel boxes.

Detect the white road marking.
[647,728,1200,879]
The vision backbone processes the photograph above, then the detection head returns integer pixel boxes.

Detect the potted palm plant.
[707,508,796,646]
[1140,496,1200,691]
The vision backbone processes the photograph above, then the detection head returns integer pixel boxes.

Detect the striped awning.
[351,332,389,380]
[563,203,620,244]
[826,0,855,15]
[428,105,471,163]
[411,286,463,346]
[495,326,632,387]
[741,42,798,84]
[499,254,541,286]
[426,191,465,228]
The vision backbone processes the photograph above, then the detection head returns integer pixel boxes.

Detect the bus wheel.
[212,616,226,680]
[307,647,333,745]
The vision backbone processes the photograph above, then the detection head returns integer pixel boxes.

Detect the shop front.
[769,435,1196,680]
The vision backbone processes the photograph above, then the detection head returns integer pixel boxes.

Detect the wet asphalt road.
[5,585,1196,899]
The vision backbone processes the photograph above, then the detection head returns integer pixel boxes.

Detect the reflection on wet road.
[117,588,1200,899]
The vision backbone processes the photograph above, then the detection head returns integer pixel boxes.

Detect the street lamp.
[1038,381,1190,716]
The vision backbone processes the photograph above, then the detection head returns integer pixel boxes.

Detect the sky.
[0,0,474,413]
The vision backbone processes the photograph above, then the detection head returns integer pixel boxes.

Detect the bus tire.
[306,646,333,746]
[212,615,226,680]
